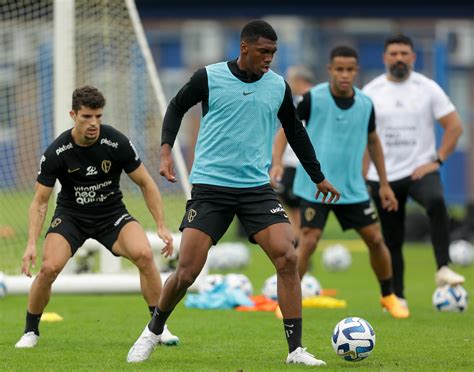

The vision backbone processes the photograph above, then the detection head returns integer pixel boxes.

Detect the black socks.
[283,318,302,353]
[148,307,172,335]
[25,311,42,336]
[380,278,394,297]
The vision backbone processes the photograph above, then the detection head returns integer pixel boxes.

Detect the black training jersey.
[37,124,141,214]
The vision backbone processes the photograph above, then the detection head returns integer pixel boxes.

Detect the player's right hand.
[157,225,174,258]
[315,179,341,204]
[21,244,37,277]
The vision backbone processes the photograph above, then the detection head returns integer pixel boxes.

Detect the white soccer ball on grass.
[301,274,322,298]
[322,244,352,271]
[331,317,376,362]
[449,240,474,267]
[432,284,468,312]
[198,274,226,293]
[262,274,278,300]
[262,273,322,300]
[225,273,253,296]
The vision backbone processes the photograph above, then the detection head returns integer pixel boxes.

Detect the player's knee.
[175,268,198,289]
[132,247,154,268]
[366,233,384,250]
[39,262,62,282]
[425,195,446,214]
[274,248,298,274]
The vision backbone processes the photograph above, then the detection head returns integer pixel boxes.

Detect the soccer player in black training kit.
[15,86,179,349]
[127,20,340,366]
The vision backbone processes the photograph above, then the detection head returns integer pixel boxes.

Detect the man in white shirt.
[363,34,465,310]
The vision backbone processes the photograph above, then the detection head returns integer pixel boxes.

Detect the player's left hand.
[269,164,284,188]
[157,226,174,257]
[315,179,341,203]
[411,162,439,181]
[160,145,178,183]
[379,183,398,212]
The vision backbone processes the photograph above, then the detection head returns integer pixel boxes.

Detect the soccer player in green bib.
[127,20,340,366]
[272,46,409,319]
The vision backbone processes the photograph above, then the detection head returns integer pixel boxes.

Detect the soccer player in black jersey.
[15,86,179,349]
[128,20,340,366]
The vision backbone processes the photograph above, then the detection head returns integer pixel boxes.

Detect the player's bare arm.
[22,183,54,277]
[278,82,340,203]
[412,111,463,180]
[128,163,173,257]
[270,127,287,186]
[367,131,398,211]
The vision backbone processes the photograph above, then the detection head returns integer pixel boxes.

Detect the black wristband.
[435,156,444,166]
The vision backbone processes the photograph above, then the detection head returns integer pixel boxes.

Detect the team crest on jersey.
[304,207,316,222]
[187,208,197,222]
[51,218,62,228]
[86,166,98,176]
[101,160,112,173]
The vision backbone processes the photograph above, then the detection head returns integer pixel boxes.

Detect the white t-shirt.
[282,145,299,168]
[362,71,455,182]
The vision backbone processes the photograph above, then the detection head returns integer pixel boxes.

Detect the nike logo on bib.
[68,168,80,173]
[243,91,255,96]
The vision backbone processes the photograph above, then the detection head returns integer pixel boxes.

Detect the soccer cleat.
[435,266,465,287]
[381,294,410,319]
[15,332,39,348]
[397,297,409,310]
[159,325,179,346]
[127,325,160,363]
[286,347,326,366]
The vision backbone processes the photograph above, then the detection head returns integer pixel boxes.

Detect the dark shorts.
[300,199,378,231]
[275,166,300,208]
[179,183,290,244]
[46,208,137,256]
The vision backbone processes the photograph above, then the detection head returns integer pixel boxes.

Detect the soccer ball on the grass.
[0,272,6,298]
[301,274,322,298]
[449,240,474,267]
[198,274,225,293]
[331,317,376,362]
[262,274,278,300]
[432,284,468,312]
[225,273,253,296]
[262,273,322,300]
[322,244,352,271]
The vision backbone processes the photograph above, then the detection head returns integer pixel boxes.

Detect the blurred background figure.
[273,65,317,241]
[363,34,465,310]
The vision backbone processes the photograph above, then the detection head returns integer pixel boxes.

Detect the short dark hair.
[72,86,106,112]
[240,19,277,43]
[384,34,414,51]
[330,46,359,62]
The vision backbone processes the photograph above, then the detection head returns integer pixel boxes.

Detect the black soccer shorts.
[46,208,137,256]
[299,199,378,231]
[179,183,290,244]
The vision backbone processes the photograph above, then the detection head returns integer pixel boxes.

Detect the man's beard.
[389,62,410,80]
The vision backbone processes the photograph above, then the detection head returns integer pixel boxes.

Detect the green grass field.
[1,241,473,371]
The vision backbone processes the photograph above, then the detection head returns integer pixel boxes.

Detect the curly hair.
[72,86,106,112]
